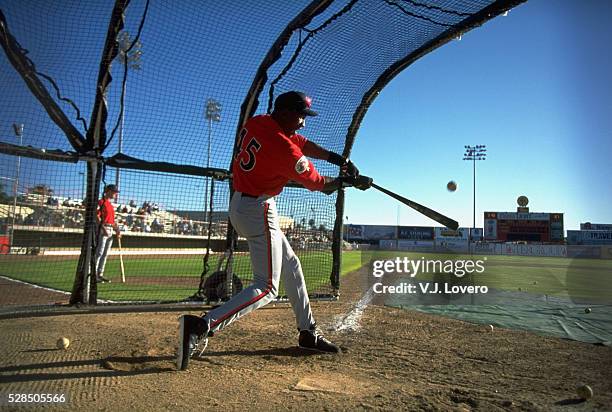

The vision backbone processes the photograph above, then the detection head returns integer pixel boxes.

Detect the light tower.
[463,144,486,252]
[204,98,221,223]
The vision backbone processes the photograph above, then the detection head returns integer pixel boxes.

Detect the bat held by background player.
[117,235,126,283]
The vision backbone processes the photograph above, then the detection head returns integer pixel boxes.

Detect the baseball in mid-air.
[585,307,592,314]
[576,384,593,400]
[447,181,457,192]
[57,337,70,350]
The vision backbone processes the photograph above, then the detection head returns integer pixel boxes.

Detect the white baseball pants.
[205,192,315,333]
[94,225,114,276]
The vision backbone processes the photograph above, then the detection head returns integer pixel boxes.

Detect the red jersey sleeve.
[291,134,307,150]
[278,135,325,191]
[97,199,104,219]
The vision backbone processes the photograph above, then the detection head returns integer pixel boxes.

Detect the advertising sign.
[567,230,612,245]
[434,227,469,239]
[379,239,397,249]
[484,218,497,240]
[345,225,364,240]
[580,223,612,231]
[470,228,484,241]
[397,226,434,240]
[363,225,397,240]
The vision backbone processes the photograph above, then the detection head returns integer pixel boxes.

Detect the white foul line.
[330,285,374,332]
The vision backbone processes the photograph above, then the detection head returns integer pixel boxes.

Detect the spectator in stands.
[135,216,144,232]
[152,218,163,233]
[94,184,121,283]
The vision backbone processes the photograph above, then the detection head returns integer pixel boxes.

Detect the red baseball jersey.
[232,115,325,196]
[97,198,115,225]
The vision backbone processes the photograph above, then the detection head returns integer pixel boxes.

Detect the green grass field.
[0,251,360,302]
[0,251,610,303]
[362,251,612,303]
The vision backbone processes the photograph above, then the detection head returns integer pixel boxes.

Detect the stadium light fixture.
[463,144,487,253]
[11,123,24,250]
[204,98,222,223]
[114,31,143,195]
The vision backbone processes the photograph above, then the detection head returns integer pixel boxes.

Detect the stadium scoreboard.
[484,211,564,243]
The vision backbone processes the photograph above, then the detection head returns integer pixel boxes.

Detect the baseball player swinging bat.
[370,182,459,230]
[117,236,126,283]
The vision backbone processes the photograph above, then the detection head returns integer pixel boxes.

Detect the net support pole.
[331,188,345,293]
[70,159,103,304]
[70,0,130,304]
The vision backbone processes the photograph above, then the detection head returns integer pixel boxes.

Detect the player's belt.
[241,192,259,198]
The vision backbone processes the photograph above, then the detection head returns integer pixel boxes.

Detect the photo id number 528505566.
[3,393,68,404]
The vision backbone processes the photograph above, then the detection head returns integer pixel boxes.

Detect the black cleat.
[298,329,341,354]
[177,315,209,370]
[96,276,111,283]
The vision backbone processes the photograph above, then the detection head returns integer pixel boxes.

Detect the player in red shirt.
[94,184,121,283]
[177,91,372,370]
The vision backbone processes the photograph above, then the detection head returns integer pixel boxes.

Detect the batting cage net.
[0,0,521,310]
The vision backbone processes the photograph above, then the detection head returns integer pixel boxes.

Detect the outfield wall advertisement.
[434,227,469,239]
[364,225,397,240]
[580,223,612,231]
[398,226,434,240]
[567,230,612,245]
[498,243,567,257]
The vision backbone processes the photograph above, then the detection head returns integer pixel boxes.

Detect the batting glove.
[342,175,372,191]
[328,152,359,177]
[344,160,359,178]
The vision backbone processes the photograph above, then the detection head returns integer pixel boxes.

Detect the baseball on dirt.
[446,181,457,192]
[57,337,70,350]
[488,324,494,332]
[576,384,593,400]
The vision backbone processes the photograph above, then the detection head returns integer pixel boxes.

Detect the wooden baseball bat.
[117,236,126,283]
[371,182,459,230]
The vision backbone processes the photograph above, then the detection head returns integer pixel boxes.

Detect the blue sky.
[345,0,612,230]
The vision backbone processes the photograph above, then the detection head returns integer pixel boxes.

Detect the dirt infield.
[0,270,611,411]
[0,276,70,307]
